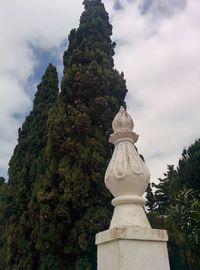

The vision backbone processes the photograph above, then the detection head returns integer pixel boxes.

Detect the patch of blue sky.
[114,0,122,10]
[0,167,8,181]
[27,39,68,100]
[7,41,69,180]
[139,0,154,15]
[12,112,26,122]
[139,0,187,18]
[112,0,187,19]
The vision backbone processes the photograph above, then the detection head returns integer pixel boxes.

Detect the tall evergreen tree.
[35,1,127,269]
[1,64,59,269]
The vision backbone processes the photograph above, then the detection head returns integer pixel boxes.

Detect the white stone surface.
[105,107,150,201]
[105,141,150,198]
[110,199,151,228]
[96,227,168,244]
[104,107,151,228]
[96,107,170,270]
[96,227,170,270]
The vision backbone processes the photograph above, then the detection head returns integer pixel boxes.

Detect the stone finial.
[105,107,151,228]
[112,107,134,133]
[109,107,139,145]
[96,107,170,270]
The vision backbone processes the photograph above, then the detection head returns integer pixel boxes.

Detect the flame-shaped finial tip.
[112,107,134,133]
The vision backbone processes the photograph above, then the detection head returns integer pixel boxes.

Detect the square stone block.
[96,227,170,270]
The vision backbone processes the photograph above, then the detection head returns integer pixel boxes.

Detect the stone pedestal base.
[96,226,170,270]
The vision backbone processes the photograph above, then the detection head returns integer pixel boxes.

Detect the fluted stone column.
[96,107,170,270]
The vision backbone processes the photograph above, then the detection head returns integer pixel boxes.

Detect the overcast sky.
[0,0,200,183]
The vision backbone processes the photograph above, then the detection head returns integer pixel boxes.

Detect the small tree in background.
[178,139,200,190]
[145,183,156,212]
[146,140,200,270]
[152,165,178,215]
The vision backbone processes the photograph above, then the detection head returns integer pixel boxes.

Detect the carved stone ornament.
[105,107,151,228]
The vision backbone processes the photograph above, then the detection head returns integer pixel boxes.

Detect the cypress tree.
[35,0,127,269]
[0,177,5,187]
[145,183,156,212]
[152,165,178,215]
[2,64,59,269]
[178,139,200,190]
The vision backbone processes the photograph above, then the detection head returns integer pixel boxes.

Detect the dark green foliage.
[145,183,156,211]
[0,177,6,269]
[178,139,200,189]
[169,189,200,269]
[33,1,127,269]
[152,165,178,214]
[147,139,200,270]
[0,177,5,187]
[0,0,199,267]
[1,64,59,269]
[0,1,127,269]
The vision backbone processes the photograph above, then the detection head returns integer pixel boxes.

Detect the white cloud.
[0,0,199,185]
[104,0,200,182]
[0,0,83,178]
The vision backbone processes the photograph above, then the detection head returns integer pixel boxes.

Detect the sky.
[0,0,200,184]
